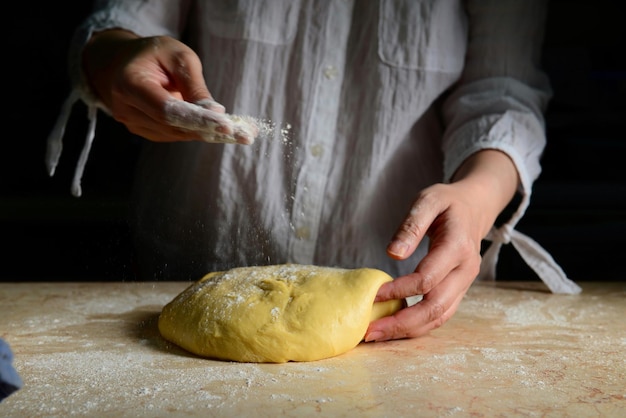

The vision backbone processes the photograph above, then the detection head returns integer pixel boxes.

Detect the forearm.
[450,149,519,238]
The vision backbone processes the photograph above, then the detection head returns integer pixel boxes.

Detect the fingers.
[119,88,257,144]
[194,100,259,145]
[105,36,258,144]
[381,188,459,301]
[365,266,472,342]
[163,99,258,145]
[371,183,484,342]
[154,39,256,143]
[376,252,451,302]
[370,224,480,342]
[386,191,443,260]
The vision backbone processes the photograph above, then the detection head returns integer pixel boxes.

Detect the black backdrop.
[2,1,624,281]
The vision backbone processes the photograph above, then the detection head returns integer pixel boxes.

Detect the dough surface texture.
[158,264,402,363]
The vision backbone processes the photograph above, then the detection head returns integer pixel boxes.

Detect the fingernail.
[364,331,384,342]
[388,241,409,257]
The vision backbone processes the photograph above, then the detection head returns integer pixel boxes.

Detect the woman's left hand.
[365,150,519,342]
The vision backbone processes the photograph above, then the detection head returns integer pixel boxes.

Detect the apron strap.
[45,90,98,197]
[480,224,582,294]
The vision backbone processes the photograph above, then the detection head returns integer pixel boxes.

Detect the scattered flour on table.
[7,347,336,417]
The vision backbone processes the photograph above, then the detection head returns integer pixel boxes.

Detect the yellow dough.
[158,264,403,363]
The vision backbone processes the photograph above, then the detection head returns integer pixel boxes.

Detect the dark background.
[2,1,624,282]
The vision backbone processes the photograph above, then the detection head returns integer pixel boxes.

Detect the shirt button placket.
[288,0,353,264]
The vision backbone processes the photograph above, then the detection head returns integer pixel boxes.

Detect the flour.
[163,98,292,146]
[40,348,338,415]
[163,98,259,144]
[11,350,275,416]
[4,282,625,416]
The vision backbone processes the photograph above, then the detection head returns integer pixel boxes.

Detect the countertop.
[1,280,624,417]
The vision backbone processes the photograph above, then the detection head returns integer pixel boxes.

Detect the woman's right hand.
[82,30,256,144]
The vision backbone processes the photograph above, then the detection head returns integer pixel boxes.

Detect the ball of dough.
[158,264,403,363]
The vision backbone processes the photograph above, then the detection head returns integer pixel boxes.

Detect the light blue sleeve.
[0,339,22,401]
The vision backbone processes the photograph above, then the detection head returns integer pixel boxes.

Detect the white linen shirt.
[47,0,581,293]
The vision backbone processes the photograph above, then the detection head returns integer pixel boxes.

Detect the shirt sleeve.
[68,0,193,110]
[440,0,581,294]
[0,339,22,401]
[46,0,191,197]
[442,0,551,193]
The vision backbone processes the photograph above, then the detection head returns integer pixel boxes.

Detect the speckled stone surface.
[1,280,624,417]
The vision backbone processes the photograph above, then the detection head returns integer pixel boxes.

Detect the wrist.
[451,149,519,237]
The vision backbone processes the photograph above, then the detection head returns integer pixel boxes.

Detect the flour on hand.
[164,98,259,145]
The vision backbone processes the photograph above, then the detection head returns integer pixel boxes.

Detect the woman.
[47,0,580,343]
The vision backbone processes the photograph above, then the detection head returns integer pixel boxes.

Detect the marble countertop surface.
[1,280,624,417]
